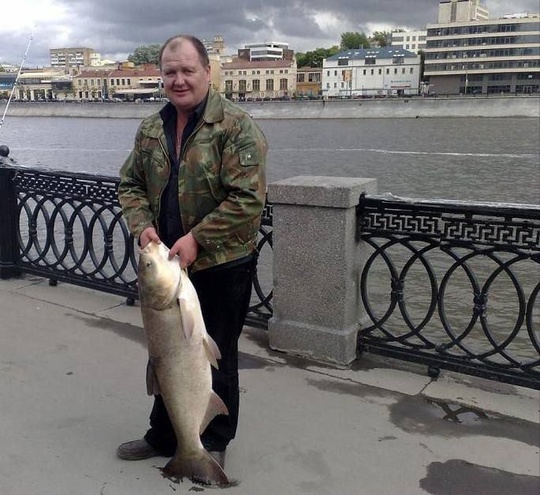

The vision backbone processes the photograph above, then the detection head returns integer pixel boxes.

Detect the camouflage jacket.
[118,88,267,272]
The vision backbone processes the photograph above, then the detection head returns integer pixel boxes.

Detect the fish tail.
[162,450,229,486]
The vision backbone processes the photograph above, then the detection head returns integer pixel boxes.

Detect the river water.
[1,114,538,362]
[0,115,539,204]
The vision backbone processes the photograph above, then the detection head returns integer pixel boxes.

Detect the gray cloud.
[1,0,538,67]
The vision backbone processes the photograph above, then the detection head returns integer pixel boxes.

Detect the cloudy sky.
[1,0,538,66]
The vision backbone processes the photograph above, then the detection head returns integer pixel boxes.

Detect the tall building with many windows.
[424,1,540,94]
[50,47,99,69]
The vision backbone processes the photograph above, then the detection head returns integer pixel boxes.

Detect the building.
[322,47,421,98]
[424,1,540,94]
[72,69,109,100]
[221,59,297,100]
[0,73,17,98]
[391,30,427,54]
[437,0,489,22]
[108,65,162,101]
[296,67,322,98]
[70,65,162,101]
[50,47,99,69]
[16,68,66,100]
[237,42,294,62]
[204,35,233,92]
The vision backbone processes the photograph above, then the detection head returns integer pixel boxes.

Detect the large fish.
[137,240,229,486]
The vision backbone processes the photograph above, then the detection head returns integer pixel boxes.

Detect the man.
[117,34,267,468]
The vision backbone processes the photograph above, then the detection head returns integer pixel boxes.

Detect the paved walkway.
[0,275,538,495]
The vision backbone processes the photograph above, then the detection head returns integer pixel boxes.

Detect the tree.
[128,44,161,66]
[296,46,340,68]
[370,31,391,47]
[340,32,370,50]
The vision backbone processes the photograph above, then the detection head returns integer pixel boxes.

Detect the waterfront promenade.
[1,274,539,495]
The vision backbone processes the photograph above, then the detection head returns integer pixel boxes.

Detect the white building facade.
[322,47,421,98]
[391,30,427,54]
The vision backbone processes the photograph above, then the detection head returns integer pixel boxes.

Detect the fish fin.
[161,450,229,486]
[200,391,229,434]
[177,295,195,340]
[203,334,222,369]
[146,360,161,396]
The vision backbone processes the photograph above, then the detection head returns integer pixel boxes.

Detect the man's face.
[160,39,210,113]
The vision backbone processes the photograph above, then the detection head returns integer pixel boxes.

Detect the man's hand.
[169,232,198,268]
[139,227,161,248]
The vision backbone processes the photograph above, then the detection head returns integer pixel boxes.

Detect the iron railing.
[0,165,273,329]
[1,165,539,389]
[357,193,540,389]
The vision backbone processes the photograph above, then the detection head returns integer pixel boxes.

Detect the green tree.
[370,31,391,47]
[340,32,370,50]
[296,46,340,68]
[128,44,161,66]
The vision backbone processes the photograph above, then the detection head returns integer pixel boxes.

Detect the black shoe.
[116,439,165,460]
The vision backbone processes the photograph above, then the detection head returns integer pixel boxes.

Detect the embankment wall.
[1,95,539,119]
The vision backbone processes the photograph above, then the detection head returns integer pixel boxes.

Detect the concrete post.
[267,176,377,366]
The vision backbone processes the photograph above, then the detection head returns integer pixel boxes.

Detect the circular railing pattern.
[360,234,540,375]
[11,167,273,327]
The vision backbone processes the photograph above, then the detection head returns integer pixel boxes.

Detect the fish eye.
[146,261,152,267]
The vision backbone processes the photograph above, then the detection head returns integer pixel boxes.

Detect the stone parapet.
[267,176,377,365]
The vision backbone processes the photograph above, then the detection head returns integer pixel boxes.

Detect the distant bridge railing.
[357,193,540,390]
[0,165,273,329]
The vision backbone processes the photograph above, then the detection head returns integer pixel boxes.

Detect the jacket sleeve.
[190,114,267,251]
[117,129,156,238]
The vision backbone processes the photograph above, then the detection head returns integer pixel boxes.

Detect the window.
[371,69,374,75]
[365,58,376,65]
[337,59,349,66]
[253,79,260,91]
[239,80,247,92]
[280,78,287,90]
[297,73,305,82]
[225,80,233,92]
[379,69,382,75]
[266,79,274,91]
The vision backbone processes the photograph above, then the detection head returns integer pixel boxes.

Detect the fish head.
[138,241,181,309]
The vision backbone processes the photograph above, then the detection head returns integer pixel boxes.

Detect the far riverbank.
[1,95,539,119]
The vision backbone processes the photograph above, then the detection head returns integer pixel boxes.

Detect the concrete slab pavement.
[1,276,538,495]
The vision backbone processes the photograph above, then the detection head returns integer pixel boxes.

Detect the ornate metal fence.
[357,193,540,389]
[0,165,273,329]
[1,165,539,389]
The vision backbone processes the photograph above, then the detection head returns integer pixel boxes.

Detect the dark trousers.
[144,256,256,454]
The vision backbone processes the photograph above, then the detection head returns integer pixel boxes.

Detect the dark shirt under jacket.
[158,97,207,249]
